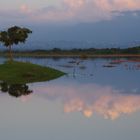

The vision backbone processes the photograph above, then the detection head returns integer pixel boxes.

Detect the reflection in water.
[0,82,32,97]
[34,83,140,120]
[0,57,139,120]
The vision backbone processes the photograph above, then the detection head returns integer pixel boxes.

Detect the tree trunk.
[9,46,13,61]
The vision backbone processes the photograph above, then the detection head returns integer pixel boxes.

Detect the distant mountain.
[30,11,140,43]
[0,11,140,50]
[1,40,140,51]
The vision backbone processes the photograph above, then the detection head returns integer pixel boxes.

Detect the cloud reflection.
[33,82,140,120]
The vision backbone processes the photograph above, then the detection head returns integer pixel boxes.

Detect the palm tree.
[0,26,32,61]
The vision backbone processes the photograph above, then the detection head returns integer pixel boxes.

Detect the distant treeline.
[0,46,140,56]
[39,46,140,54]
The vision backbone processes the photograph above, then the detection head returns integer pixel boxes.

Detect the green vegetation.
[0,46,140,58]
[0,61,65,84]
[0,26,32,60]
[42,46,140,55]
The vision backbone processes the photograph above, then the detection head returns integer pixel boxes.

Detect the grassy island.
[0,61,65,84]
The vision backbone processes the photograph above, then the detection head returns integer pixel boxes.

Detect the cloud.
[30,0,140,23]
[0,4,32,26]
[1,0,140,24]
[20,4,31,13]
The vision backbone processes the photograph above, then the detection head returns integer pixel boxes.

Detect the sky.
[1,0,140,24]
[0,0,140,48]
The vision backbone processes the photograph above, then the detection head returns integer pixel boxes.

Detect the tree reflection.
[0,82,32,97]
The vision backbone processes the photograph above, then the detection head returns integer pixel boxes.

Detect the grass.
[0,61,65,84]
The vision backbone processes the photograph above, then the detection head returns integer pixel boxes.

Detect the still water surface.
[0,57,140,140]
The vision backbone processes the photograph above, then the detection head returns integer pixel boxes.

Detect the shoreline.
[0,54,140,58]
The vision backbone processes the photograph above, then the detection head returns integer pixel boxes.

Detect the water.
[0,57,140,140]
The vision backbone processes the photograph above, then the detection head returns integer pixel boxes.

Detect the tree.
[0,26,32,60]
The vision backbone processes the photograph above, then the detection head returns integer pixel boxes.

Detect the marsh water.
[0,57,140,140]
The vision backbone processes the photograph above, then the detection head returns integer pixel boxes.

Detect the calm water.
[0,57,140,140]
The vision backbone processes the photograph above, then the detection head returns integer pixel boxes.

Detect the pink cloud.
[30,0,140,23]
[1,0,140,24]
[20,4,30,13]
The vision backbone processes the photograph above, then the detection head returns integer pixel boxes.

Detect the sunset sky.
[1,0,140,24]
[1,0,140,47]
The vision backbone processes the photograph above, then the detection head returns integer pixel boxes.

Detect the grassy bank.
[0,61,65,84]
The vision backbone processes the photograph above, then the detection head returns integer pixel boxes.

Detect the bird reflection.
[0,82,32,97]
